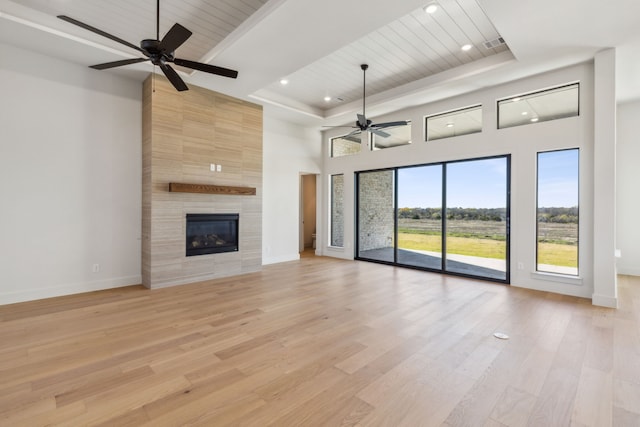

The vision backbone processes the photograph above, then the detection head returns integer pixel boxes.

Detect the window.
[536,149,579,276]
[330,174,344,247]
[425,105,482,141]
[372,122,411,150]
[498,83,579,129]
[331,134,361,157]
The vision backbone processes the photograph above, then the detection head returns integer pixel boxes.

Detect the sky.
[537,149,579,208]
[396,151,578,209]
[397,157,507,209]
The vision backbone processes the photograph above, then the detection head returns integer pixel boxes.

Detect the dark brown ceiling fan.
[57,0,238,91]
[326,64,409,138]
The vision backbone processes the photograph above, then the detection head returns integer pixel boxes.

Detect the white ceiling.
[2,0,640,128]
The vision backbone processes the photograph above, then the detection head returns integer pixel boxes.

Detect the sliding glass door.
[397,165,443,270]
[445,158,508,281]
[356,155,510,283]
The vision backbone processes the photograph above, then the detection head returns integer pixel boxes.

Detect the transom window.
[498,83,579,129]
[425,105,482,141]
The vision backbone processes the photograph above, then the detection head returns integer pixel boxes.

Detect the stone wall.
[332,137,361,157]
[330,174,344,246]
[358,170,394,250]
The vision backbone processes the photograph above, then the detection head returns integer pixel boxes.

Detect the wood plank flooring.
[1,254,639,426]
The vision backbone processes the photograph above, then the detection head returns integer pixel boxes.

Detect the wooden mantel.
[169,182,256,196]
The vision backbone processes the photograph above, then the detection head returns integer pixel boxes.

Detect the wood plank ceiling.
[259,0,508,112]
[8,0,508,116]
[14,0,270,66]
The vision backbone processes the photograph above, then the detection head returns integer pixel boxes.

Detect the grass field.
[398,218,578,267]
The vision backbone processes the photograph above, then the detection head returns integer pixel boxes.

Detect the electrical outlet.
[210,163,216,172]
[517,262,524,270]
[216,164,222,172]
[92,264,100,273]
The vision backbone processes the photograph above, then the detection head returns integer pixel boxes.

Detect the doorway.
[300,174,317,253]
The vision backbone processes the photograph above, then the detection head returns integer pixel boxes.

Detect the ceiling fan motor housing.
[141,39,160,52]
[141,39,175,65]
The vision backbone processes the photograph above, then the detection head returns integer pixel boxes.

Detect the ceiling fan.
[57,0,238,91]
[328,64,409,138]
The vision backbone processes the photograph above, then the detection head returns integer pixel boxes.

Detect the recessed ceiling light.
[424,3,438,14]
[461,44,472,51]
[324,96,331,102]
[531,117,539,122]
[280,79,289,85]
[446,123,454,128]
[521,111,528,116]
[512,97,521,102]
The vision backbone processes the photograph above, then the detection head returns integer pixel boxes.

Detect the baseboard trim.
[591,293,618,308]
[0,275,142,306]
[262,253,301,265]
[617,266,640,277]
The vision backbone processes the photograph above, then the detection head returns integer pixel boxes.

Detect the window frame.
[497,82,580,130]
[355,154,510,284]
[371,121,412,151]
[535,148,580,277]
[424,104,483,142]
[330,134,362,158]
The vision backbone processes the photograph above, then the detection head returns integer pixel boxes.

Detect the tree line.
[398,206,578,224]
[537,206,578,224]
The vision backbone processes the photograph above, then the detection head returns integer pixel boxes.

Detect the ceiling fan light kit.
[57,0,238,92]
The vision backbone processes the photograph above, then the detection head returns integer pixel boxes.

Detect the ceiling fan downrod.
[156,0,160,40]
[361,63,368,119]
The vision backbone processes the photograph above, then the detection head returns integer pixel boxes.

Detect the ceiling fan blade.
[159,63,188,91]
[373,121,410,129]
[173,58,238,79]
[357,114,368,129]
[57,15,145,54]
[159,23,192,53]
[90,58,149,70]
[369,128,391,138]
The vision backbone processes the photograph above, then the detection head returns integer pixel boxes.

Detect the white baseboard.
[0,275,142,306]
[591,293,618,308]
[617,266,640,277]
[262,253,300,265]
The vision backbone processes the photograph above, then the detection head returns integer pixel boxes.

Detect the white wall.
[616,100,640,276]
[321,63,603,301]
[262,109,321,264]
[0,43,142,304]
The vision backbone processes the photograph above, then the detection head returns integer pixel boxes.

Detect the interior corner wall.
[262,109,321,264]
[0,43,142,305]
[321,63,597,300]
[616,100,640,276]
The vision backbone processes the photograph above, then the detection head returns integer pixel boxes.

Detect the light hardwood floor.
[1,255,639,426]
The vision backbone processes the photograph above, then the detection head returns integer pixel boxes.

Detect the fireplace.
[185,213,239,256]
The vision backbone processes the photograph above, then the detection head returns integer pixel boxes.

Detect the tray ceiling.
[3,0,640,125]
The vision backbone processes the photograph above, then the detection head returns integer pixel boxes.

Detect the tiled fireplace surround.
[142,76,263,288]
